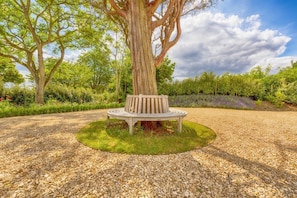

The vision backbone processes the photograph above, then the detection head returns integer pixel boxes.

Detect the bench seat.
[107,108,187,134]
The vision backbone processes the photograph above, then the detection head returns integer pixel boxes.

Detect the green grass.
[76,120,216,155]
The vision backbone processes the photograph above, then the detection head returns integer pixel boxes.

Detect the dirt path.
[0,108,296,197]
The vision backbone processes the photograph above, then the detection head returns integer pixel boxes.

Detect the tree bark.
[34,45,46,104]
[127,0,158,95]
[35,80,45,104]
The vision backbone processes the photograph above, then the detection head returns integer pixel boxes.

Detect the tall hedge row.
[2,85,95,105]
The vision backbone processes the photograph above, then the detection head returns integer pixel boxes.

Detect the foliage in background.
[0,57,24,95]
[157,56,176,94]
[45,84,94,104]
[160,62,297,106]
[0,0,110,104]
[2,86,34,106]
[45,59,93,89]
[0,100,123,118]
[2,84,111,106]
[77,47,112,93]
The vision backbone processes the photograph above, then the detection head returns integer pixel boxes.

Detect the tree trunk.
[35,80,45,104]
[127,0,158,95]
[35,45,46,104]
[0,76,4,95]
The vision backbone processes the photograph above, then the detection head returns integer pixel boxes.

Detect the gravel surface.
[0,108,296,197]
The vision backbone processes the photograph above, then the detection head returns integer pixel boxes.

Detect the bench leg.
[178,117,182,133]
[127,118,134,135]
[106,115,110,126]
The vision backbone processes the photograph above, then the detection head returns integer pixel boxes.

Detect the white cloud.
[253,56,297,74]
[43,49,86,62]
[168,12,294,79]
[64,49,87,62]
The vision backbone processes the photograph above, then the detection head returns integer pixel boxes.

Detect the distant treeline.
[158,63,297,106]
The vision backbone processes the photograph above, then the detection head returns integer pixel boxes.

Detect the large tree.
[0,0,94,104]
[90,0,216,95]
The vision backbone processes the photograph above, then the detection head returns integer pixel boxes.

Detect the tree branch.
[0,52,28,69]
[154,0,185,67]
[20,0,41,45]
[2,33,31,53]
[45,42,65,86]
[147,0,163,14]
[155,19,181,67]
[109,0,127,19]
[151,1,175,30]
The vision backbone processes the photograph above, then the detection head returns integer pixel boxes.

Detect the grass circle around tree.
[76,120,216,155]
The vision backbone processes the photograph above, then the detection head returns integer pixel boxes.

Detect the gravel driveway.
[0,108,297,197]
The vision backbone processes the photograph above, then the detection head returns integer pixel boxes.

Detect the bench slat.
[109,95,187,134]
[125,94,170,114]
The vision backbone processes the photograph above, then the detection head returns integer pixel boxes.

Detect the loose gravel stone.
[0,108,296,197]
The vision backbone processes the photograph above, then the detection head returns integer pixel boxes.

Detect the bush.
[265,91,286,108]
[283,82,297,105]
[0,101,123,118]
[3,86,34,106]
[274,91,286,108]
[45,84,94,103]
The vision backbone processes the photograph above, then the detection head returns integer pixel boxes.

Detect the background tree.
[0,0,96,104]
[45,58,93,88]
[77,47,113,93]
[109,48,132,101]
[0,57,24,95]
[197,71,217,94]
[157,56,176,94]
[90,0,216,95]
[109,30,128,97]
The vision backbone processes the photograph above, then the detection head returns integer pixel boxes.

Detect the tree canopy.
[90,0,216,95]
[0,0,108,103]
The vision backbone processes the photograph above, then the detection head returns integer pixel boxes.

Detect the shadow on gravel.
[202,145,297,196]
[0,110,107,151]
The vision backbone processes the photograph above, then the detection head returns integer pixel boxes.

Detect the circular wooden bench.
[107,95,187,134]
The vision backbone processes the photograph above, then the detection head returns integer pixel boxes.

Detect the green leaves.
[0,57,24,88]
[77,47,113,92]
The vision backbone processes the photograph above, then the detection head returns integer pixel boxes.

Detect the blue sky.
[169,0,297,79]
[17,0,297,80]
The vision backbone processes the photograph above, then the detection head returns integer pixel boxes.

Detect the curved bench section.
[125,94,169,114]
[107,108,187,134]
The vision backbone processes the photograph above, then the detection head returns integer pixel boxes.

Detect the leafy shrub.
[255,99,262,106]
[274,91,286,108]
[265,91,287,108]
[45,84,94,103]
[0,102,123,118]
[283,82,297,105]
[3,86,34,106]
[102,92,123,103]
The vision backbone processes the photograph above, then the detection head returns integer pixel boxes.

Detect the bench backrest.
[124,95,169,114]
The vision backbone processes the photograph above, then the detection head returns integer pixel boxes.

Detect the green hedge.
[45,85,94,103]
[0,102,124,118]
[2,85,95,105]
